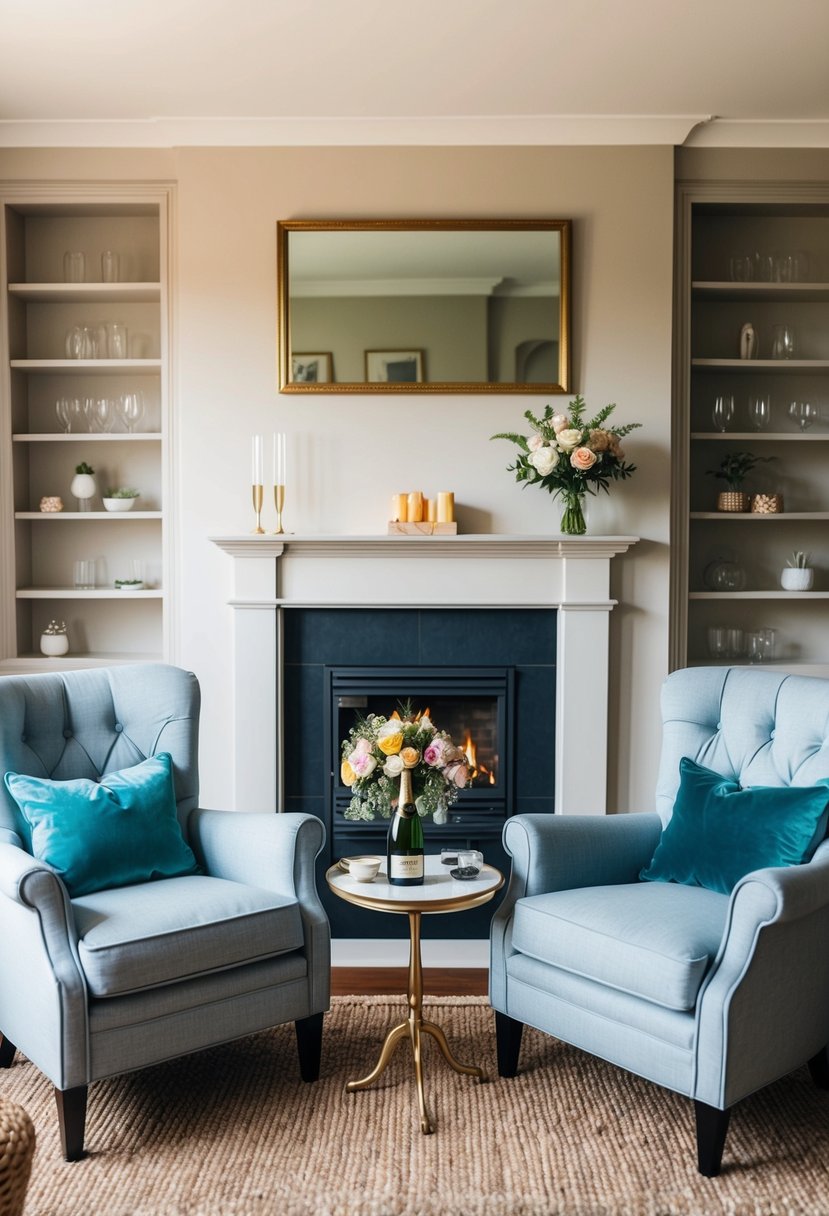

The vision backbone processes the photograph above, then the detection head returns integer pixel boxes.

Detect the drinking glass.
[73,560,96,590]
[746,628,775,663]
[65,325,84,360]
[55,397,71,433]
[81,326,98,360]
[771,324,796,359]
[712,394,735,432]
[773,253,793,283]
[106,323,128,360]
[706,627,729,659]
[729,254,753,282]
[747,395,771,430]
[101,250,120,282]
[789,401,818,431]
[89,397,114,433]
[116,391,145,433]
[725,628,745,658]
[63,251,85,283]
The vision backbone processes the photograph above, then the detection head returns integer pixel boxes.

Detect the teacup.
[342,855,381,882]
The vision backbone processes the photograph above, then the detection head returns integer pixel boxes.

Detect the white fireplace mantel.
[210,534,638,816]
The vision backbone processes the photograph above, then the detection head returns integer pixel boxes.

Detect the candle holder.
[273,484,286,534]
[251,484,264,534]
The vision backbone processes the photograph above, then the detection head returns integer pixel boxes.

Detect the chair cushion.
[4,752,199,897]
[641,757,829,895]
[511,882,729,1011]
[73,875,304,998]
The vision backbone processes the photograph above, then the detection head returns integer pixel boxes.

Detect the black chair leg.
[808,1045,829,1089]
[295,1012,324,1082]
[0,1035,16,1068]
[694,1100,730,1177]
[495,1011,524,1077]
[55,1085,88,1162]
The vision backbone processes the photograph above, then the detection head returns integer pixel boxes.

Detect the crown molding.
[684,119,829,148]
[0,114,707,149]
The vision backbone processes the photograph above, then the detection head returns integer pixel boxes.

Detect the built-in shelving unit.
[672,187,829,673]
[0,187,172,671]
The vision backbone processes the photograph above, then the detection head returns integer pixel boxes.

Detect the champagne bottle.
[387,767,424,886]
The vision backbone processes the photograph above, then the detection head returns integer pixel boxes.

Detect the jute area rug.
[6,996,829,1216]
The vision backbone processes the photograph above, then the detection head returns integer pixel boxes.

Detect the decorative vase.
[780,567,814,591]
[40,620,69,656]
[559,491,587,536]
[717,491,750,513]
[70,472,96,512]
[750,493,784,514]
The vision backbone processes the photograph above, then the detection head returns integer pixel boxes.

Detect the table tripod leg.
[345,1020,408,1092]
[421,1019,485,1080]
[407,910,434,1134]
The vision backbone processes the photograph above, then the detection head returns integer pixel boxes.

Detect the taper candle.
[273,432,287,485]
[437,491,454,523]
[252,434,264,485]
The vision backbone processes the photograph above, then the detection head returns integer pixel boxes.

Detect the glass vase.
[559,491,587,536]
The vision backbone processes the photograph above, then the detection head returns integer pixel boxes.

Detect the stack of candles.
[390,491,454,524]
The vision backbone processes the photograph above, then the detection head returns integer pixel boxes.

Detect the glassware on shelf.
[703,559,747,591]
[729,254,753,282]
[116,391,145,433]
[106,322,128,360]
[712,394,735,432]
[746,628,775,663]
[81,326,98,359]
[63,251,85,283]
[55,397,71,433]
[65,325,84,360]
[747,394,771,430]
[101,250,120,282]
[725,627,745,658]
[789,401,818,431]
[772,253,793,283]
[89,397,114,433]
[707,625,745,659]
[771,324,796,360]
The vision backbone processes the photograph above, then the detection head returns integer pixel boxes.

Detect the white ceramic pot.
[102,497,136,512]
[40,631,69,657]
[780,567,814,591]
[70,473,96,501]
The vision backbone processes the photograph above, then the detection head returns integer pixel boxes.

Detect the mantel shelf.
[209,533,640,561]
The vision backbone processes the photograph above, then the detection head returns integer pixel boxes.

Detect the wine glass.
[712,394,735,432]
[747,395,771,430]
[68,397,87,433]
[789,401,818,432]
[55,397,71,433]
[116,391,145,434]
[89,397,113,433]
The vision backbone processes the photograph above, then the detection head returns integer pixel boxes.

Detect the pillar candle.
[424,497,436,522]
[436,491,454,523]
[391,493,408,522]
[407,490,424,523]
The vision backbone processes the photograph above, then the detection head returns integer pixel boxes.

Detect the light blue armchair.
[491,666,829,1175]
[0,664,330,1160]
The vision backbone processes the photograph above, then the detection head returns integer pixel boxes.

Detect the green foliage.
[787,550,812,568]
[706,451,774,490]
[74,462,94,475]
[104,487,140,499]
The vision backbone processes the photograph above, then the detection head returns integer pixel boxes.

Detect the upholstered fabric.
[512,882,728,1011]
[73,876,304,998]
[491,666,829,1145]
[642,757,829,894]
[0,664,330,1159]
[5,754,200,897]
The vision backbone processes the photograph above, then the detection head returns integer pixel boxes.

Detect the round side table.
[326,853,503,1134]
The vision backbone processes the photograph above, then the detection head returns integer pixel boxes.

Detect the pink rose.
[551,414,570,434]
[444,761,469,789]
[424,739,448,767]
[527,434,545,452]
[570,447,598,471]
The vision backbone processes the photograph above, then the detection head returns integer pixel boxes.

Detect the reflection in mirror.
[277,220,571,394]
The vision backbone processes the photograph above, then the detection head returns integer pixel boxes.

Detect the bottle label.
[389,854,424,880]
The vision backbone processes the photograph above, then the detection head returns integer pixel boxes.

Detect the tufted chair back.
[0,664,200,849]
[655,666,829,824]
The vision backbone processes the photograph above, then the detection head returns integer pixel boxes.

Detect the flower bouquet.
[492,396,640,534]
[341,702,470,824]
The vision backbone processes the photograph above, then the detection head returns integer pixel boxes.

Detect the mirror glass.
[277,220,571,393]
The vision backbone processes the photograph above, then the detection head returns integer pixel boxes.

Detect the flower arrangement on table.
[341,702,470,824]
[492,396,641,534]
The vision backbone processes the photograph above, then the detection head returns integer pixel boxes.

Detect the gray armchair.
[491,666,829,1175]
[0,664,330,1160]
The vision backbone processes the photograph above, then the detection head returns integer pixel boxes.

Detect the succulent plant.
[787,550,812,568]
[74,461,94,475]
[104,487,140,499]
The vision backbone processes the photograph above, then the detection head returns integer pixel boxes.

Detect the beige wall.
[0,144,675,814]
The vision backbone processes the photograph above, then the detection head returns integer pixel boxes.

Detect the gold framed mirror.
[277,219,571,393]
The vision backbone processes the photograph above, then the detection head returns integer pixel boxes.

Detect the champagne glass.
[712,394,734,432]
[747,395,771,430]
[55,397,71,433]
[116,391,145,433]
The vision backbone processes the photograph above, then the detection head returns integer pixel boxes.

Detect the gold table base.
[345,910,483,1134]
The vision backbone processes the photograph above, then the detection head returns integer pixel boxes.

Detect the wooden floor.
[331,967,488,996]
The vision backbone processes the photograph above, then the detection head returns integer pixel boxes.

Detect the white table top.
[326,853,504,915]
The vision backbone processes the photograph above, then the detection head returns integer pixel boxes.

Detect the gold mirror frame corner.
[276,218,572,395]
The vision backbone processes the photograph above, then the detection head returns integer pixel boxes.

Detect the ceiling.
[1,0,828,147]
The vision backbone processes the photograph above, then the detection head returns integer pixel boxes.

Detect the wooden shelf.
[15,511,161,520]
[8,282,161,303]
[10,359,161,375]
[13,432,162,442]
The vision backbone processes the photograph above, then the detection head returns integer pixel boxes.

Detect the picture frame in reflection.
[365,349,424,384]
[291,352,333,383]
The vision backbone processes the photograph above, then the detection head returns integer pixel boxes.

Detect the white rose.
[555,428,583,451]
[377,719,402,740]
[527,434,545,452]
[383,753,404,778]
[529,446,560,476]
[418,714,435,733]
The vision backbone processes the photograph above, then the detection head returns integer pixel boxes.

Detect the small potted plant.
[780,550,815,591]
[70,461,96,511]
[114,577,145,591]
[102,487,140,513]
[706,451,774,513]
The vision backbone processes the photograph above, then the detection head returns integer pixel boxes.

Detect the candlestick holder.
[251,484,264,534]
[273,483,286,534]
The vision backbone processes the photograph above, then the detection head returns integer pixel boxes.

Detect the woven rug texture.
[4,996,829,1216]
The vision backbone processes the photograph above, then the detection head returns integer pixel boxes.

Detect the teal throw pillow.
[4,752,200,897]
[640,757,829,895]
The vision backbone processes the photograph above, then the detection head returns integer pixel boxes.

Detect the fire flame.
[463,731,496,786]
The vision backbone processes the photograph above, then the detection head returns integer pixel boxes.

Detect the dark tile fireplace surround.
[283,607,556,939]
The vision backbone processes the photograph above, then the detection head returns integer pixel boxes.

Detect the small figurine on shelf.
[70,462,96,512]
[40,620,69,657]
